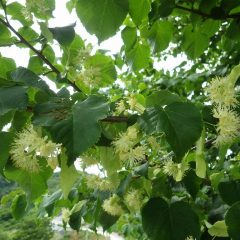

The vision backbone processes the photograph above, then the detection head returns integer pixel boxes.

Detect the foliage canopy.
[1,0,240,239]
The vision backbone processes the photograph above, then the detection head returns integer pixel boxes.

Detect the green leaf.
[148,21,174,52]
[183,170,201,200]
[226,20,240,41]
[99,210,119,231]
[43,189,62,209]
[49,23,76,46]
[7,2,33,26]
[76,0,128,42]
[225,201,240,240]
[182,26,209,59]
[60,153,79,198]
[0,132,14,175]
[11,67,52,94]
[158,0,175,17]
[84,54,117,86]
[139,102,202,158]
[11,194,27,220]
[195,130,206,178]
[221,0,240,14]
[99,147,121,175]
[125,42,150,72]
[4,162,52,200]
[218,181,240,205]
[146,90,181,107]
[121,27,137,51]
[18,27,39,42]
[50,117,76,164]
[128,0,150,26]
[0,57,16,79]
[0,86,28,115]
[208,220,228,237]
[73,95,109,155]
[141,198,200,240]
[28,56,44,74]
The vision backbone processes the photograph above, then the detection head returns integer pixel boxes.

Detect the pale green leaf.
[60,152,79,199]
[208,221,228,237]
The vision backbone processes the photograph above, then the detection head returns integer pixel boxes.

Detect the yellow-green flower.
[124,189,143,212]
[62,208,71,223]
[10,125,61,172]
[102,194,124,216]
[206,77,237,107]
[213,107,240,145]
[163,159,189,182]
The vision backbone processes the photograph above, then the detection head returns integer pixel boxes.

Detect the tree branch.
[0,17,81,92]
[175,4,240,19]
[100,116,128,123]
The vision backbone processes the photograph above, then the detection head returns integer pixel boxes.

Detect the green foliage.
[1,0,240,238]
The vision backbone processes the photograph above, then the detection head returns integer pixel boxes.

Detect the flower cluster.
[25,0,51,17]
[71,45,92,67]
[86,175,116,191]
[113,126,146,168]
[76,66,101,88]
[163,159,189,182]
[102,194,124,216]
[213,108,240,146]
[127,94,145,114]
[10,125,61,173]
[206,65,240,146]
[124,189,143,212]
[206,77,237,107]
[62,208,71,223]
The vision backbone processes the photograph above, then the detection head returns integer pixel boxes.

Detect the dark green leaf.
[73,95,109,155]
[158,0,175,17]
[11,67,52,94]
[0,132,14,175]
[99,210,119,231]
[225,201,240,240]
[11,194,27,220]
[140,102,202,158]
[76,0,128,42]
[0,86,28,115]
[69,211,81,231]
[141,198,200,240]
[146,90,181,107]
[218,181,240,205]
[49,23,76,46]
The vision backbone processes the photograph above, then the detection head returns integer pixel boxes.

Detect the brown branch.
[0,17,81,92]
[100,116,128,123]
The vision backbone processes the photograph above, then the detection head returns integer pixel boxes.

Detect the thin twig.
[175,4,240,19]
[0,17,81,92]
